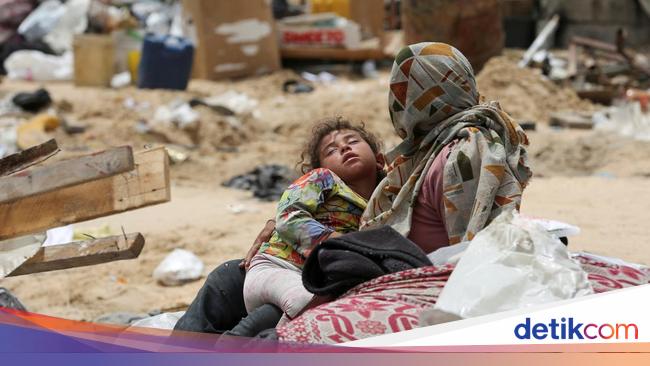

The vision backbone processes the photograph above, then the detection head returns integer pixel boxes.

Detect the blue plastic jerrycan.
[137,34,194,90]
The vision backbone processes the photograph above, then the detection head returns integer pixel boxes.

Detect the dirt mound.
[476,53,595,123]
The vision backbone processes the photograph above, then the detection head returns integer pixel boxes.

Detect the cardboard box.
[181,0,281,80]
[73,34,115,87]
[278,13,362,49]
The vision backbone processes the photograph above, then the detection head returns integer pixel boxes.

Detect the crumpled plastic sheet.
[434,210,593,318]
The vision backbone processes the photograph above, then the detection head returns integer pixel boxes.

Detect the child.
[243,117,385,322]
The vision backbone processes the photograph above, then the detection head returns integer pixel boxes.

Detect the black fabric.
[222,164,295,201]
[302,226,432,297]
[174,260,248,334]
[224,303,282,338]
[12,88,52,112]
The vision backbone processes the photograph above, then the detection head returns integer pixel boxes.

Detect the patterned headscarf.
[362,42,532,245]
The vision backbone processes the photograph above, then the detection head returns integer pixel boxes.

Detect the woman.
[175,42,532,337]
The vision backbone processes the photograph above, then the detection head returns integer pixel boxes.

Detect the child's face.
[318,129,382,184]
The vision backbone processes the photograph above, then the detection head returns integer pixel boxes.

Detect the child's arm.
[274,168,338,257]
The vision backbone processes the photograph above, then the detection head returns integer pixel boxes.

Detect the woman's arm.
[240,218,276,270]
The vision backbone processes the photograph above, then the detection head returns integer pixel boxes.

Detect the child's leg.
[243,254,314,318]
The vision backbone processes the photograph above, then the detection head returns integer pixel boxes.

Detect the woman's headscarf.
[361,42,532,244]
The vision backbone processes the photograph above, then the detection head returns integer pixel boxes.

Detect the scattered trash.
[188,98,235,116]
[202,91,259,115]
[153,102,199,129]
[549,111,594,130]
[43,0,90,53]
[226,203,258,214]
[95,312,148,326]
[16,113,60,149]
[153,249,204,286]
[0,96,27,118]
[130,311,185,330]
[282,79,314,94]
[165,145,190,165]
[360,60,378,78]
[60,117,87,135]
[0,123,18,159]
[17,0,67,43]
[593,101,650,141]
[4,50,73,81]
[301,71,336,84]
[123,98,150,112]
[222,164,295,201]
[0,288,27,311]
[43,225,74,246]
[11,88,52,112]
[87,0,138,34]
[519,14,559,68]
[110,71,132,89]
[434,210,593,319]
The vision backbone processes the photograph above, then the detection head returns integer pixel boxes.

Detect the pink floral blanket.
[277,253,650,344]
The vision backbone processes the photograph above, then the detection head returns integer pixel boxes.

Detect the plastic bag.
[17,0,66,42]
[153,249,204,286]
[4,50,72,81]
[434,210,593,318]
[43,0,90,53]
[130,311,185,330]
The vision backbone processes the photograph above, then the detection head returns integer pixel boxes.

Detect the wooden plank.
[0,139,59,177]
[0,146,135,204]
[0,147,170,240]
[8,233,145,276]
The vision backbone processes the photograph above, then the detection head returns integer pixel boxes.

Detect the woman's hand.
[240,219,276,270]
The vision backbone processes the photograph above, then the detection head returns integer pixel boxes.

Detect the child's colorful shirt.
[259,168,368,267]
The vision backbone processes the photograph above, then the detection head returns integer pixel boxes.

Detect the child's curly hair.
[298,116,383,174]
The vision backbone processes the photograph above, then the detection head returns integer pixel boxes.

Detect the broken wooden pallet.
[0,142,170,276]
[0,146,170,240]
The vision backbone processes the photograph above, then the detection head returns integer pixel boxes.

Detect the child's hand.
[240,218,276,270]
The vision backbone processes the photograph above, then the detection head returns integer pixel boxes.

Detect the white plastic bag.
[434,210,593,318]
[4,50,73,81]
[18,0,66,42]
[43,0,90,53]
[153,249,204,286]
[130,311,185,330]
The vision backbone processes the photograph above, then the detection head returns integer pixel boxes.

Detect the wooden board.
[0,147,170,240]
[0,146,134,204]
[8,233,145,276]
[0,139,59,177]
